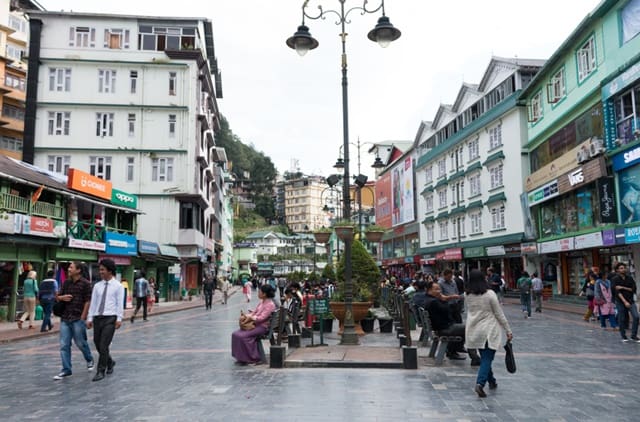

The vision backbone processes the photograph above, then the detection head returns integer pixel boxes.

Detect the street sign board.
[310,299,329,316]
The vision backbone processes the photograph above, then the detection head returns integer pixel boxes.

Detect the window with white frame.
[456,147,464,170]
[103,28,130,49]
[468,173,481,197]
[130,70,138,93]
[450,152,455,172]
[576,35,596,83]
[0,136,21,152]
[425,166,433,184]
[8,15,26,33]
[128,113,136,137]
[530,92,542,122]
[426,194,434,213]
[98,69,116,93]
[450,185,456,206]
[548,67,566,103]
[96,113,114,137]
[69,26,96,48]
[5,74,25,91]
[468,138,479,161]
[168,114,176,137]
[47,112,70,135]
[47,155,70,175]
[489,125,502,149]
[426,224,434,243]
[89,156,112,180]
[470,210,482,234]
[459,216,466,237]
[439,221,448,241]
[48,68,71,92]
[138,25,196,51]
[491,205,505,230]
[3,104,23,120]
[489,164,504,189]
[437,158,446,178]
[6,44,24,61]
[169,72,177,95]
[438,189,447,209]
[152,157,174,182]
[126,157,135,182]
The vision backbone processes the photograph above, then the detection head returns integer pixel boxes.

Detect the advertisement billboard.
[391,156,415,227]
[67,168,112,200]
[375,171,392,229]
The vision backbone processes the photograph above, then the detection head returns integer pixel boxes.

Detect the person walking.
[17,270,38,329]
[487,268,503,304]
[203,276,215,310]
[147,278,156,314]
[243,279,252,303]
[517,271,532,318]
[53,262,95,380]
[86,259,125,381]
[579,270,596,322]
[130,271,150,323]
[610,262,640,342]
[593,271,618,331]
[465,269,513,398]
[38,270,58,332]
[218,276,230,305]
[531,272,544,313]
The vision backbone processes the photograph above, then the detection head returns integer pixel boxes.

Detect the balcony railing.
[104,225,135,236]
[0,192,65,220]
[68,220,105,242]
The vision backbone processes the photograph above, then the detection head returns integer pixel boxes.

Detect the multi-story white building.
[284,175,334,233]
[415,57,543,286]
[23,11,225,292]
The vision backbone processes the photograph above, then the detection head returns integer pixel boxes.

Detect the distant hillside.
[233,209,290,242]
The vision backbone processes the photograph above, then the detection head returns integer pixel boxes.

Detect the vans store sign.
[111,189,138,209]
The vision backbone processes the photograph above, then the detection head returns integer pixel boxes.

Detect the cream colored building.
[284,175,331,233]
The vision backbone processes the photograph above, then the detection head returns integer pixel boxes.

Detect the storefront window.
[382,241,393,259]
[406,236,419,256]
[576,189,594,230]
[538,186,597,238]
[393,238,404,258]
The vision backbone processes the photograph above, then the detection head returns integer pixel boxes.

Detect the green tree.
[336,240,381,302]
[322,263,336,280]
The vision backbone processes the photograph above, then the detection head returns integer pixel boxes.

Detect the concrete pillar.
[269,345,286,368]
[288,334,301,348]
[402,346,418,369]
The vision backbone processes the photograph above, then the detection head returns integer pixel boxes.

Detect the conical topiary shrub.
[336,239,381,304]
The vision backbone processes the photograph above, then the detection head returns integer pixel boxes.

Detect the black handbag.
[504,340,516,373]
[52,301,66,317]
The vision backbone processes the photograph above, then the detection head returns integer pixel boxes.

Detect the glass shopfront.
[539,186,597,237]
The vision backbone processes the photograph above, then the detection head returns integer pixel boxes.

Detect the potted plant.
[313,227,332,244]
[364,224,386,243]
[360,310,375,333]
[330,239,381,335]
[333,220,355,241]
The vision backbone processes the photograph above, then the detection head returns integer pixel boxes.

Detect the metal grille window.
[2,104,24,120]
[47,112,70,135]
[1,136,22,152]
[89,156,112,180]
[5,74,25,91]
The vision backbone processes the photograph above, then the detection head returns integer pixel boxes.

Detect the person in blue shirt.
[38,270,58,332]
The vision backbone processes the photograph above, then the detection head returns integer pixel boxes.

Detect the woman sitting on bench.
[231,284,277,365]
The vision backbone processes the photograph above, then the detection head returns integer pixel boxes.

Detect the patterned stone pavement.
[1,291,639,422]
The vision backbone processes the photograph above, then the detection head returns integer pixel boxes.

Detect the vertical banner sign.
[391,156,415,227]
[597,177,617,224]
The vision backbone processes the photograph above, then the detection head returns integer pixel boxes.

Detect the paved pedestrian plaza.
[1,292,638,421]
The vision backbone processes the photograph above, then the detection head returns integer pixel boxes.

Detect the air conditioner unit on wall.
[576,149,589,164]
[589,138,605,157]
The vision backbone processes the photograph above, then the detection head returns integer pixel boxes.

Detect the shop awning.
[159,244,180,258]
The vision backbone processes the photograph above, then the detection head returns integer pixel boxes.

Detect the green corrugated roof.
[483,151,505,166]
[484,192,507,206]
[434,177,448,189]
[465,161,482,175]
[436,211,449,220]
[421,185,434,195]
[466,200,483,210]
[449,206,466,216]
[448,170,465,183]
[422,216,435,224]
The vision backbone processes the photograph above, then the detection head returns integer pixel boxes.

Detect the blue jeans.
[40,300,53,332]
[59,319,94,374]
[476,347,497,387]
[520,293,531,317]
[616,302,639,339]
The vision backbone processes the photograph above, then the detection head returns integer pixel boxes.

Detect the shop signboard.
[104,231,137,256]
[612,144,640,171]
[391,156,415,227]
[375,171,392,229]
[68,237,106,251]
[525,139,591,191]
[602,58,640,100]
[615,227,626,245]
[527,180,559,206]
[138,240,159,255]
[98,254,132,266]
[20,215,67,238]
[0,212,17,234]
[435,252,445,260]
[444,248,462,260]
[625,225,640,244]
[67,168,112,200]
[574,232,604,249]
[597,177,617,224]
[538,237,575,254]
[486,245,505,256]
[557,157,606,196]
[617,160,640,224]
[521,242,538,254]
[602,229,616,246]
[504,244,522,256]
[464,246,485,258]
[111,188,138,209]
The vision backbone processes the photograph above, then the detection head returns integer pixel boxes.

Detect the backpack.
[519,278,531,293]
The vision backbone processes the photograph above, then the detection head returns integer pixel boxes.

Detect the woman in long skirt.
[243,280,252,303]
[231,284,276,364]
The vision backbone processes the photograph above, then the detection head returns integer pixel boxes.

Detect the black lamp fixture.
[326,174,341,188]
[286,24,319,57]
[334,157,345,169]
[371,156,385,169]
[354,174,368,188]
[367,15,401,48]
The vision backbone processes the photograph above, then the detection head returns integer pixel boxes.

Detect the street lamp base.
[339,329,360,345]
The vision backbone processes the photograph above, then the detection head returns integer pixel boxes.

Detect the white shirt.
[87,277,125,322]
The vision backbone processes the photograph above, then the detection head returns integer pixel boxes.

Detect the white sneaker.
[53,371,72,380]
[87,360,95,371]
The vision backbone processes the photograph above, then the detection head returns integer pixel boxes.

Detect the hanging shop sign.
[538,237,575,254]
[602,229,616,246]
[557,157,606,195]
[486,245,506,256]
[521,242,538,254]
[625,225,640,244]
[464,246,485,258]
[98,254,132,266]
[68,237,106,251]
[574,232,604,249]
[67,168,112,201]
[20,215,67,238]
[138,240,160,255]
[443,248,462,260]
[527,180,559,207]
[104,231,137,256]
[597,177,618,224]
[111,188,138,209]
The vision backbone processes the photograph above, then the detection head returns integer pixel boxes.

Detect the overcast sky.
[45,1,601,180]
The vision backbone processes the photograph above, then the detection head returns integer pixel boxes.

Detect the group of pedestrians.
[516,272,544,318]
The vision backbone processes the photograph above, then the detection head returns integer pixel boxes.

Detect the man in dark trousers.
[611,262,640,342]
[487,267,503,304]
[203,276,215,310]
[87,259,125,381]
[424,281,480,365]
[130,270,150,322]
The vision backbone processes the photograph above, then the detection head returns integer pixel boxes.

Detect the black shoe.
[92,372,105,382]
[130,316,134,323]
[488,381,498,390]
[470,359,481,366]
[106,361,116,374]
[474,384,487,398]
[447,353,466,360]
[143,319,149,322]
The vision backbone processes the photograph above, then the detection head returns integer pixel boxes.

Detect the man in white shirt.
[531,272,544,313]
[86,259,124,382]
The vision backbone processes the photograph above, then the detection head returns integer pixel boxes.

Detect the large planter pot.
[365,230,384,242]
[334,226,354,241]
[378,318,393,333]
[329,301,372,336]
[313,231,331,244]
[360,317,375,333]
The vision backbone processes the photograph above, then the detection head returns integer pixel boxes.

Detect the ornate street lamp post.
[287,0,400,345]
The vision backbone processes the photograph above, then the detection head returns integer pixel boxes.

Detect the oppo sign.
[111,188,138,209]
